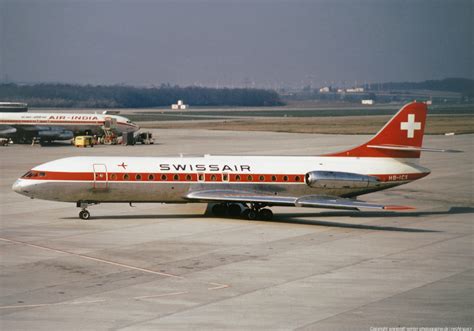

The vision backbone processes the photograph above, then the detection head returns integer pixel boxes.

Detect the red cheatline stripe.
[22,171,430,183]
[23,171,306,183]
[383,205,416,211]
[0,120,135,128]
[0,120,105,124]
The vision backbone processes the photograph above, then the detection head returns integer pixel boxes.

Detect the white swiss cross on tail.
[400,114,421,138]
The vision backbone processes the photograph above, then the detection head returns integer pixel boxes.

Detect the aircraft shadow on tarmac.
[63,207,473,233]
[278,206,474,219]
[273,206,474,233]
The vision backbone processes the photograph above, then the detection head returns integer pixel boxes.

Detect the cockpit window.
[22,171,34,178]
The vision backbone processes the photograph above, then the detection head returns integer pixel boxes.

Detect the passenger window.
[123,174,130,180]
[161,174,167,180]
[283,176,288,182]
[222,174,229,181]
[148,174,154,181]
[235,175,241,181]
[110,174,117,180]
[136,174,142,181]
[186,174,192,181]
[247,175,253,181]
[210,175,217,181]
[295,176,301,182]
[39,172,46,177]
[198,174,204,181]
[271,175,277,182]
[173,174,179,181]
[259,175,265,181]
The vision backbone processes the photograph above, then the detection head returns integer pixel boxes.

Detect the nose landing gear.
[79,209,90,220]
[76,201,98,220]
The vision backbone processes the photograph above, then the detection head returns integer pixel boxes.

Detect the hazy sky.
[0,0,472,88]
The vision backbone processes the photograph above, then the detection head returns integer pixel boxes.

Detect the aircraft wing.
[0,125,17,136]
[2,124,74,141]
[185,190,413,211]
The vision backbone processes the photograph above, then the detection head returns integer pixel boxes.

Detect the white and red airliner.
[13,102,449,220]
[0,112,139,144]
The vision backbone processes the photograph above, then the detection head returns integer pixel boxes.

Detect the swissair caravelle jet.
[13,102,452,220]
[0,112,139,144]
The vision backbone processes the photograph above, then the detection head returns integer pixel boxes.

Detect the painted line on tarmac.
[0,237,182,279]
[134,291,189,300]
[208,282,230,290]
[0,237,230,291]
[0,299,106,310]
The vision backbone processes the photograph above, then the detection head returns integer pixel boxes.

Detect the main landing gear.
[211,203,273,221]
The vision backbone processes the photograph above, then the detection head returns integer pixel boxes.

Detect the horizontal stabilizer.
[367,144,462,153]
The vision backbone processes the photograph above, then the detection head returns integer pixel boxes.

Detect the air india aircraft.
[0,112,139,144]
[12,102,451,220]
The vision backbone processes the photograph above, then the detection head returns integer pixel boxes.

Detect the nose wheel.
[76,201,97,220]
[79,209,90,220]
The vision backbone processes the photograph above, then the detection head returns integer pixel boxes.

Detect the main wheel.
[228,204,242,217]
[247,209,258,220]
[79,210,90,220]
[211,203,227,217]
[242,208,251,219]
[259,208,273,220]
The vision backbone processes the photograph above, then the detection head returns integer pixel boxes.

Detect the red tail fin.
[327,102,428,158]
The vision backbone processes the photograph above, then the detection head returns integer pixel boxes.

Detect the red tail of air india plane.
[13,102,454,220]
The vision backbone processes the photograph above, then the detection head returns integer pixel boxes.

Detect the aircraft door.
[93,164,108,189]
[104,117,117,130]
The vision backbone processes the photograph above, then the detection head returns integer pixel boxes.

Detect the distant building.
[0,102,28,112]
[361,99,374,105]
[346,87,364,93]
[319,87,330,93]
[171,100,188,110]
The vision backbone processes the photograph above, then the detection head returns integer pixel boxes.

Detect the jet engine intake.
[305,171,379,189]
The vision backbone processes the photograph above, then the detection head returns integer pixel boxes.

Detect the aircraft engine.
[305,171,380,189]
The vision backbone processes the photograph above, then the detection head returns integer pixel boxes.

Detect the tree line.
[0,83,284,108]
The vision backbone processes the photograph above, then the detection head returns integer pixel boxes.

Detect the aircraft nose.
[12,179,22,193]
[12,179,30,196]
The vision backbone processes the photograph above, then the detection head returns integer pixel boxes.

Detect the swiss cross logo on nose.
[400,114,421,138]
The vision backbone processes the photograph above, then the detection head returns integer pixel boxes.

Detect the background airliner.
[0,112,139,144]
[13,102,449,220]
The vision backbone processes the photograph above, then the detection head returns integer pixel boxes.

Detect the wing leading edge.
[185,190,413,211]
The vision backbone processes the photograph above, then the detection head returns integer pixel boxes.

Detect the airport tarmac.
[0,129,473,330]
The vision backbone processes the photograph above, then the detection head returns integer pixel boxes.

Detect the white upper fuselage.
[0,112,139,134]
